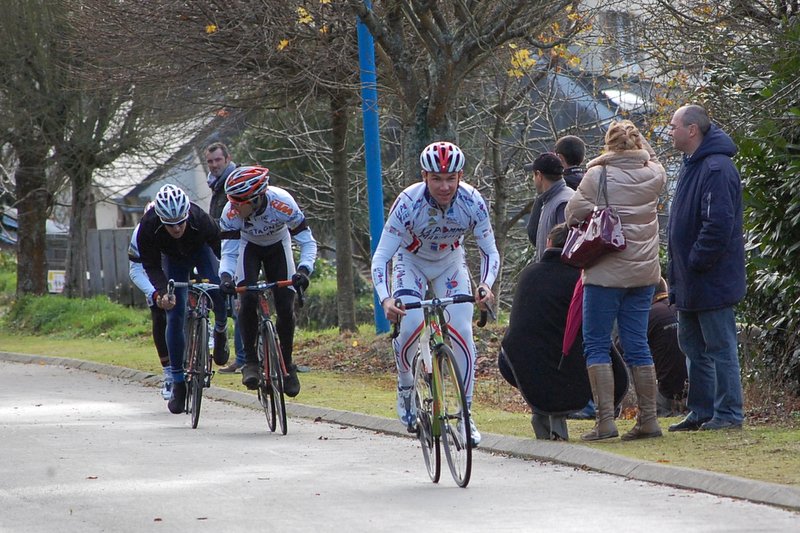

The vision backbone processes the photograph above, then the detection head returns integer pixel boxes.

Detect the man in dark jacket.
[666,104,746,432]
[205,142,237,220]
[554,135,585,190]
[204,141,246,374]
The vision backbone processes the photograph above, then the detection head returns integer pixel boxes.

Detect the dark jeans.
[678,307,744,424]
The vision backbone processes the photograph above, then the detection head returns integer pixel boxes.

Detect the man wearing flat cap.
[525,152,575,261]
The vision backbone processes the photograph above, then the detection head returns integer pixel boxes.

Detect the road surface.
[1,361,797,532]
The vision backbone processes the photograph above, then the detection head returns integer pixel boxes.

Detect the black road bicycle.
[237,279,304,435]
[169,279,219,429]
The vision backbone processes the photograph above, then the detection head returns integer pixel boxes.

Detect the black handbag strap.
[595,165,609,207]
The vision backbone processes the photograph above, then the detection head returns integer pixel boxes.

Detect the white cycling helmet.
[225,166,269,202]
[154,184,190,225]
[419,141,465,173]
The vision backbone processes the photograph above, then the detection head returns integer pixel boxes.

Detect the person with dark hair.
[203,141,246,374]
[205,142,237,220]
[554,135,586,190]
[648,278,689,416]
[524,152,574,262]
[667,104,745,432]
[499,223,627,440]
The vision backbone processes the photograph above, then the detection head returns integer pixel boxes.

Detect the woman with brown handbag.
[564,120,666,442]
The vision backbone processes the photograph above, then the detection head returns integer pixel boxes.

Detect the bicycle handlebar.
[389,289,493,339]
[170,279,220,290]
[236,279,305,308]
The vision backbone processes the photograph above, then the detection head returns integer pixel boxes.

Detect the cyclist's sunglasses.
[227,195,253,205]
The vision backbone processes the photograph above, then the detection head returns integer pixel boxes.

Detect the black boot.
[213,328,230,366]
[241,362,260,390]
[283,364,301,397]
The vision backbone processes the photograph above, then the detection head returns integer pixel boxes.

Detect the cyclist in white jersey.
[218,166,317,397]
[371,141,499,446]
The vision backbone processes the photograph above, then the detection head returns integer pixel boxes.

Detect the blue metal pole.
[357,1,390,334]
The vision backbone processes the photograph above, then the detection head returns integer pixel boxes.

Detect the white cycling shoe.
[396,386,416,429]
[160,367,173,401]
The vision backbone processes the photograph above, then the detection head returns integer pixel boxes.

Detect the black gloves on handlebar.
[219,273,236,295]
[292,266,310,292]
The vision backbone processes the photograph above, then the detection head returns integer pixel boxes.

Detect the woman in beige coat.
[565,120,666,442]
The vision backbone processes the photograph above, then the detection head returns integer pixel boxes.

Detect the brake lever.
[389,298,403,339]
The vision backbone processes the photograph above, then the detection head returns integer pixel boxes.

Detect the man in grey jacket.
[525,152,575,262]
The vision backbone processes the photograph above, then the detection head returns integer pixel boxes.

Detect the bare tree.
[348,0,583,184]
[80,0,365,330]
[0,1,69,295]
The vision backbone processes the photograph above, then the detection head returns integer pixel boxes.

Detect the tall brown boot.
[581,364,619,441]
[622,365,663,441]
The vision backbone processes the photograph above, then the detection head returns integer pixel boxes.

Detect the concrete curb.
[4,351,799,511]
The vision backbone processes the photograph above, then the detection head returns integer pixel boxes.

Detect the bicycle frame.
[255,285,289,383]
[185,284,215,387]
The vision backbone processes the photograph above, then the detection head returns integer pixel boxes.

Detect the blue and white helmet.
[154,184,190,225]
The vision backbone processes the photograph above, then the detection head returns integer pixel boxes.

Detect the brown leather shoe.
[217,362,242,374]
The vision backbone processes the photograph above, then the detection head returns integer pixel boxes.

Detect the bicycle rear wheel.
[265,321,287,435]
[437,344,472,488]
[413,352,440,483]
[257,323,277,432]
[189,317,208,429]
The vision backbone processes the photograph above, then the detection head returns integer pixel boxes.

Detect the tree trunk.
[64,167,93,298]
[331,94,357,332]
[14,151,51,296]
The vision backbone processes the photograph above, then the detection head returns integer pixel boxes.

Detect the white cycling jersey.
[218,186,317,277]
[371,181,500,303]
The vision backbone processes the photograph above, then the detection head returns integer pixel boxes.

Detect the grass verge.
[1,327,798,487]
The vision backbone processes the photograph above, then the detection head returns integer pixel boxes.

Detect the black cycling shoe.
[283,365,301,398]
[241,362,260,390]
[213,329,229,366]
[168,381,186,414]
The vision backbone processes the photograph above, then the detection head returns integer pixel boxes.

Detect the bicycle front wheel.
[437,344,472,488]
[189,317,208,429]
[257,323,277,432]
[413,352,440,483]
[265,321,287,435]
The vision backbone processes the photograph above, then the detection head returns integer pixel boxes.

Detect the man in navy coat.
[667,104,746,431]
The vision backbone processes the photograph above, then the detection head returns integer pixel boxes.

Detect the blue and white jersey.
[371,181,500,303]
[218,186,317,277]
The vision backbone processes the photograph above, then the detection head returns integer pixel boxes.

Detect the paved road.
[1,361,798,532]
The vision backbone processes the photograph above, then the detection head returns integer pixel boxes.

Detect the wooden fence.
[46,228,147,307]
